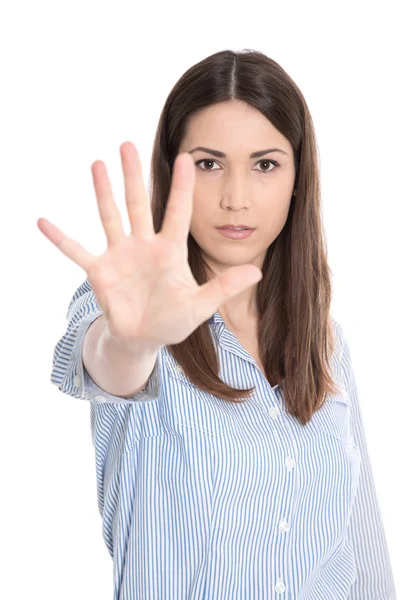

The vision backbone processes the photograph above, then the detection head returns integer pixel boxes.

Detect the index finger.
[161,152,196,244]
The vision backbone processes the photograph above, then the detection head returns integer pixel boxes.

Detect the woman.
[38,49,396,599]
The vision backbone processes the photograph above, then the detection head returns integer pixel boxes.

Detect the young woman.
[38,49,396,599]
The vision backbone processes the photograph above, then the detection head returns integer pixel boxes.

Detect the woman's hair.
[148,48,343,426]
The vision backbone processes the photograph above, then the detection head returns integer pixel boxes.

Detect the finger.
[37,218,96,272]
[193,265,263,325]
[161,152,195,244]
[91,160,126,247]
[120,141,155,239]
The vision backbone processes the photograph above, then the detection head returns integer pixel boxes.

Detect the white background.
[1,0,399,597]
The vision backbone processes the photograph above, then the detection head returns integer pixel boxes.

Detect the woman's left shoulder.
[328,316,348,376]
[330,315,344,350]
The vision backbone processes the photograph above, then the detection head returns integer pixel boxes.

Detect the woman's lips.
[215,227,255,239]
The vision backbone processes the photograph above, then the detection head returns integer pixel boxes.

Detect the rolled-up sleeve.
[340,327,397,599]
[50,277,161,404]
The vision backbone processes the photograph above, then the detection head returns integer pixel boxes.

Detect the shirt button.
[94,395,107,403]
[279,519,290,533]
[275,580,286,593]
[73,374,81,387]
[268,406,279,419]
[286,457,296,470]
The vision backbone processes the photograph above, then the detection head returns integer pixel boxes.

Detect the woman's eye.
[255,159,279,172]
[195,158,278,173]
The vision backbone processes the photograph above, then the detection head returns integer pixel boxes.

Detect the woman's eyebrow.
[188,146,288,158]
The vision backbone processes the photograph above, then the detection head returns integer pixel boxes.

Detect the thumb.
[193,265,263,325]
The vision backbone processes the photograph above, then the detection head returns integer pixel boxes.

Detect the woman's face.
[178,99,296,276]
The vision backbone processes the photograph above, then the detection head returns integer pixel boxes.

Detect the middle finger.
[120,141,155,239]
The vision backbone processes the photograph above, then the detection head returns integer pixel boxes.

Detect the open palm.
[37,141,262,351]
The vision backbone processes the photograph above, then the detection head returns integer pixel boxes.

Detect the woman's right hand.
[37,141,262,352]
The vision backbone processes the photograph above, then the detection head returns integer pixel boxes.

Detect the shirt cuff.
[55,311,161,404]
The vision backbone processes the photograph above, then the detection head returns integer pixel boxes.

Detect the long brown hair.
[148,48,343,426]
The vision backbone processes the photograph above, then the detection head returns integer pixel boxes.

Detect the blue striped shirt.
[51,277,397,599]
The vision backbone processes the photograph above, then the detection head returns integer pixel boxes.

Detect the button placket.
[268,403,293,598]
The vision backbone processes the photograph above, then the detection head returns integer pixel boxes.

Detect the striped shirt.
[51,277,397,599]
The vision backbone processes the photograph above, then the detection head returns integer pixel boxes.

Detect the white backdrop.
[1,0,399,597]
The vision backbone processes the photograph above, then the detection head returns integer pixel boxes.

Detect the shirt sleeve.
[339,325,397,599]
[50,276,161,404]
